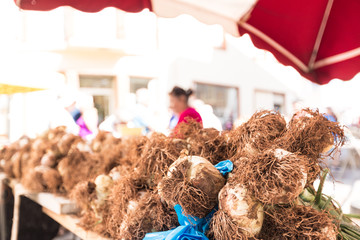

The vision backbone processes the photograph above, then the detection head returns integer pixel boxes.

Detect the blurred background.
[0,0,360,219]
[1,0,360,143]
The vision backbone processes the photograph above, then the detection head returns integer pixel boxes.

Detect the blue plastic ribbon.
[143,160,233,240]
[214,160,233,176]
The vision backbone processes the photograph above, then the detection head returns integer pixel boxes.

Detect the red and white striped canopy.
[16,0,256,36]
[15,0,360,85]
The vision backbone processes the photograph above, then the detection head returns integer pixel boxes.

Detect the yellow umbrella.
[0,51,64,95]
[0,83,45,95]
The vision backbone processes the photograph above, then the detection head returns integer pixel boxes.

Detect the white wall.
[1,3,302,139]
[167,43,296,118]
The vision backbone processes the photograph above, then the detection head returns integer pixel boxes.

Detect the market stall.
[3,0,360,239]
[0,173,108,240]
[0,110,359,239]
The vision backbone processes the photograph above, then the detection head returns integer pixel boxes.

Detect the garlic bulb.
[219,183,264,237]
[167,155,225,201]
[94,174,113,205]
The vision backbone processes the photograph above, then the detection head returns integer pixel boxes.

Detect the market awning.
[15,0,360,85]
[0,51,65,95]
[0,83,45,94]
[151,0,256,37]
[15,0,152,13]
[0,68,64,95]
[15,0,257,37]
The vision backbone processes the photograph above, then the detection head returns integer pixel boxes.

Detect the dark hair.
[169,86,193,102]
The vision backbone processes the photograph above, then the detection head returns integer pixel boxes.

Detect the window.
[79,75,116,124]
[80,77,113,89]
[254,90,285,114]
[129,77,151,93]
[195,83,239,129]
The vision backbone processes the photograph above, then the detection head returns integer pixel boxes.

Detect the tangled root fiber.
[132,133,187,187]
[279,108,345,159]
[119,136,149,165]
[71,180,110,237]
[158,159,218,218]
[57,133,82,156]
[57,149,102,193]
[230,110,286,161]
[106,174,149,237]
[259,205,338,240]
[78,211,110,237]
[186,128,232,165]
[232,149,308,205]
[173,118,203,139]
[116,191,178,240]
[91,131,114,152]
[277,108,345,184]
[21,167,62,193]
[208,210,250,240]
[70,181,97,211]
[21,168,45,192]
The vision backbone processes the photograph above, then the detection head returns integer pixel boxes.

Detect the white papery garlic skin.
[94,174,113,205]
[219,183,264,237]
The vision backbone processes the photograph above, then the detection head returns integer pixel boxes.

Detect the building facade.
[0,3,297,140]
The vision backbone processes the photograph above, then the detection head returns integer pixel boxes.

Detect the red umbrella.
[15,0,360,84]
[238,0,360,84]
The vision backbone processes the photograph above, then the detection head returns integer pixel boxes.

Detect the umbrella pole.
[308,0,334,69]
[6,95,11,142]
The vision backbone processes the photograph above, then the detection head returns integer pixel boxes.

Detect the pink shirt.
[177,107,202,127]
[76,116,92,138]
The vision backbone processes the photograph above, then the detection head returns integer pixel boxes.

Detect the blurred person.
[100,89,153,137]
[193,99,222,131]
[203,104,222,130]
[224,113,234,130]
[169,86,202,129]
[75,93,98,140]
[64,100,81,123]
[169,114,179,130]
[324,107,338,122]
[50,96,79,135]
[146,79,171,134]
[99,112,122,137]
[99,108,141,138]
[130,88,152,134]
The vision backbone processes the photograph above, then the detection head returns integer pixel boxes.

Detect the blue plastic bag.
[214,160,233,176]
[143,160,233,240]
[145,204,216,240]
